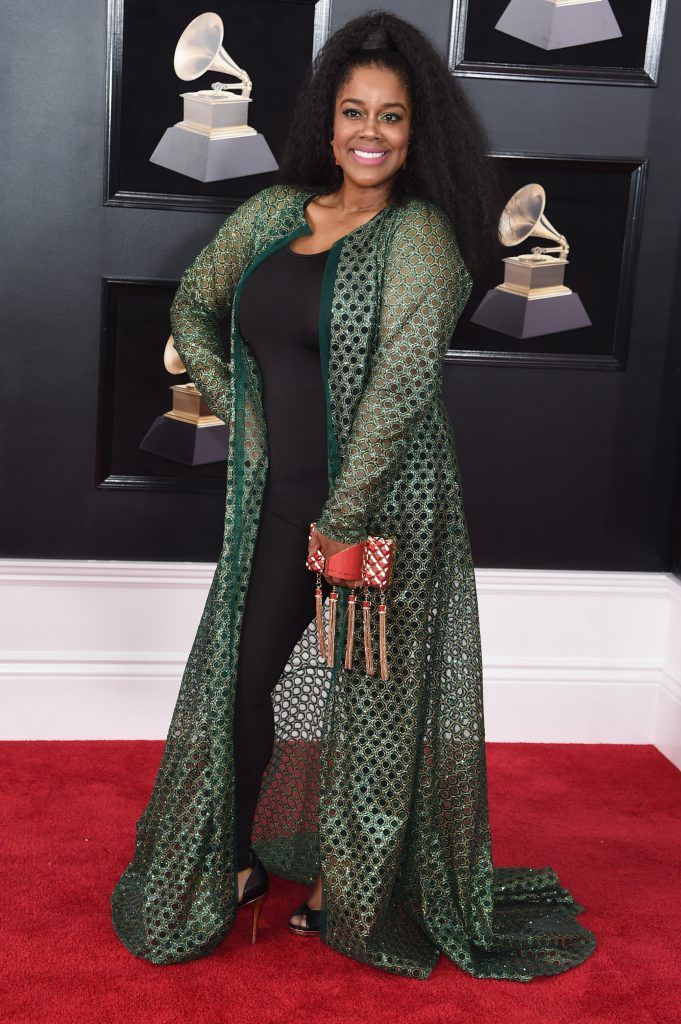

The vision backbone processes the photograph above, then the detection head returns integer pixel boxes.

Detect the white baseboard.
[482,657,660,743]
[0,560,679,768]
[656,663,681,769]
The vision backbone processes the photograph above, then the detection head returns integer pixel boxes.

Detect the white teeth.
[353,149,386,159]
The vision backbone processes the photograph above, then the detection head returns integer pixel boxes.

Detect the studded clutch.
[306,522,395,679]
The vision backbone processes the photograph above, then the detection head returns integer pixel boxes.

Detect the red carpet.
[1,742,679,1024]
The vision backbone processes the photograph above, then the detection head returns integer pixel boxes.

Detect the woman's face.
[331,64,412,194]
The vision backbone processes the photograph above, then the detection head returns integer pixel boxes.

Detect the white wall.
[1,560,679,769]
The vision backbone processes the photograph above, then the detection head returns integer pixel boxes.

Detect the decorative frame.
[445,152,648,370]
[104,0,332,212]
[96,278,229,493]
[448,0,669,87]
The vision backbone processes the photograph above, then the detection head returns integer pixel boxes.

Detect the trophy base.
[180,92,252,131]
[470,288,592,338]
[140,414,229,465]
[149,127,278,182]
[496,0,622,49]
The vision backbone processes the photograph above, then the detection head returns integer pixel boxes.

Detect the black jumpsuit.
[233,241,333,870]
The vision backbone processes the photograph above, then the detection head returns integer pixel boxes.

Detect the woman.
[111,12,596,979]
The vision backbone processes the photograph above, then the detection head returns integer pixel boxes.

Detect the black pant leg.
[233,508,330,871]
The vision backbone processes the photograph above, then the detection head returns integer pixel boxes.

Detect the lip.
[351,148,389,165]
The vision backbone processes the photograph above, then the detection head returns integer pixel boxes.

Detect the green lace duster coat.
[110,184,596,979]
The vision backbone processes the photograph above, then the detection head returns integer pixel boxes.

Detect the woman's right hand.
[308,527,364,588]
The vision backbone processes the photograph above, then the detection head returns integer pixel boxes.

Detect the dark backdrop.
[1,0,680,571]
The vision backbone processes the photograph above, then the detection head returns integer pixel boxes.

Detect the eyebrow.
[340,97,408,111]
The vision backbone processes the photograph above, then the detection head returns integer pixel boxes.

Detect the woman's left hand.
[309,527,363,588]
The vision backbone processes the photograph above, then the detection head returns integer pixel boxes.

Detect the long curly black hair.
[275,9,507,279]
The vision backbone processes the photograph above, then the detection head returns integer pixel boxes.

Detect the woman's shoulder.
[228,184,305,223]
[249,184,308,212]
[389,195,471,285]
[398,194,454,232]
[392,195,461,253]
[223,185,307,241]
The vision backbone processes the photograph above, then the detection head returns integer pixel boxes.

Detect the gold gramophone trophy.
[470,183,591,339]
[150,11,278,182]
[496,0,622,49]
[139,335,229,465]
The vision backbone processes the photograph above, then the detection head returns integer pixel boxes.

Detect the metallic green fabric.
[110,185,596,979]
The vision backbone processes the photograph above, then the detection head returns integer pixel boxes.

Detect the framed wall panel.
[446,152,647,370]
[104,0,331,212]
[96,278,230,493]
[448,0,668,86]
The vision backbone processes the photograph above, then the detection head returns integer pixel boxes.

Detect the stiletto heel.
[249,891,268,944]
[237,848,269,944]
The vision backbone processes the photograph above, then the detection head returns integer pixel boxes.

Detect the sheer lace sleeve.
[314,202,473,545]
[169,191,264,423]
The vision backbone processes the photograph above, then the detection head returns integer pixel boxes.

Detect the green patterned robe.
[110,184,596,979]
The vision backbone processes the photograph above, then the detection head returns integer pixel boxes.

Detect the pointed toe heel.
[237,848,269,945]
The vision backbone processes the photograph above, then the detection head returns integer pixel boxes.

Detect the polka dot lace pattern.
[110,185,596,979]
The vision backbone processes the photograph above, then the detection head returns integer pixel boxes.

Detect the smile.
[351,149,389,164]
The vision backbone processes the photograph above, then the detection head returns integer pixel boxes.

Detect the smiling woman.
[278,13,508,280]
[337,84,410,170]
[110,10,596,982]
[286,68,413,259]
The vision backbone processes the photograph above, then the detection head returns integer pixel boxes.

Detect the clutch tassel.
[344,589,357,669]
[315,574,327,660]
[326,587,338,668]
[362,590,375,676]
[378,599,389,680]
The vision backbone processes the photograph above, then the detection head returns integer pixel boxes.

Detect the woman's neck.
[319,180,395,214]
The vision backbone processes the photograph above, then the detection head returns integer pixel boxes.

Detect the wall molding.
[0,560,678,768]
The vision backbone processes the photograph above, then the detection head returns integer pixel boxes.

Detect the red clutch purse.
[306,522,395,680]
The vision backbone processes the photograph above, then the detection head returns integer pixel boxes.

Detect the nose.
[359,112,382,139]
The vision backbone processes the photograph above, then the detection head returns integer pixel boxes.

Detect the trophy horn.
[499,183,568,258]
[173,12,252,96]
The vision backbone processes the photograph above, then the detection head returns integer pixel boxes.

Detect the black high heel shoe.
[288,900,321,937]
[237,848,269,944]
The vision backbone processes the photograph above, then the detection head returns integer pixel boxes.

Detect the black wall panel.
[1,0,680,572]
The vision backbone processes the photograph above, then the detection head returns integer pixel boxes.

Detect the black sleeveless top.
[238,242,330,527]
